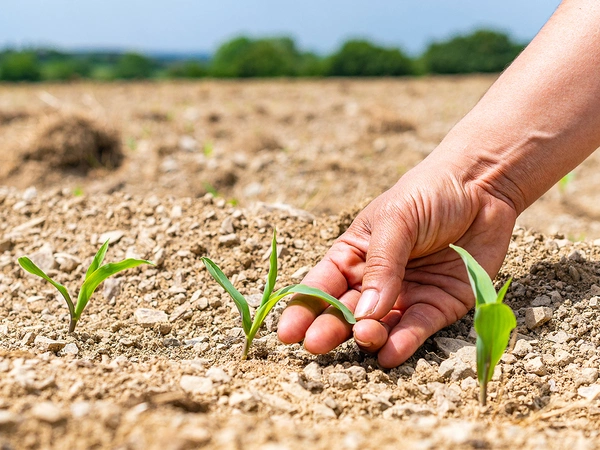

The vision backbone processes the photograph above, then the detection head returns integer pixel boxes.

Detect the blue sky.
[1,1,561,55]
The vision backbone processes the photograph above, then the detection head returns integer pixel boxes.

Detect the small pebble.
[524,356,547,376]
[180,376,213,395]
[30,402,65,424]
[134,308,168,327]
[328,372,353,390]
[525,307,553,329]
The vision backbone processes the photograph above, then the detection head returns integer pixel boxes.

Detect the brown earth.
[1,78,600,449]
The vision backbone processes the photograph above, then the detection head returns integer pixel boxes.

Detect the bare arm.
[444,0,600,214]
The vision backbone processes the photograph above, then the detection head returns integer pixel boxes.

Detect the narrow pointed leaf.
[474,302,516,385]
[85,239,110,280]
[75,259,152,318]
[495,278,512,303]
[449,244,496,307]
[18,256,75,321]
[261,229,278,307]
[247,284,356,344]
[201,257,251,335]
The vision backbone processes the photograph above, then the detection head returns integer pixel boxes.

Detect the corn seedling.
[18,240,153,332]
[450,244,516,406]
[202,230,356,359]
[558,171,575,195]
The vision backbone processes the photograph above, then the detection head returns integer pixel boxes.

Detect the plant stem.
[242,338,251,360]
[480,383,487,407]
[69,318,77,333]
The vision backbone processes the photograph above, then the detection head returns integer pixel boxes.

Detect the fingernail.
[354,289,379,319]
[354,336,373,348]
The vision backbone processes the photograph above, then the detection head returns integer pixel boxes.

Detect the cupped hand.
[277,157,518,368]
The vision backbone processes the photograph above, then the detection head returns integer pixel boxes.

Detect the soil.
[1,78,600,449]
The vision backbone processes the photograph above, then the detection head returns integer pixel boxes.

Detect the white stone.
[578,384,600,401]
[0,410,20,426]
[134,308,168,327]
[62,343,79,355]
[22,187,37,201]
[180,375,213,395]
[303,362,323,382]
[99,230,125,244]
[513,339,533,357]
[312,403,337,419]
[228,390,258,411]
[575,368,599,387]
[346,366,367,382]
[328,372,353,389]
[30,402,64,423]
[524,356,546,375]
[34,336,66,352]
[206,367,231,384]
[291,266,311,281]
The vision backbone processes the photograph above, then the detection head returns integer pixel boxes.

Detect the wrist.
[429,124,538,216]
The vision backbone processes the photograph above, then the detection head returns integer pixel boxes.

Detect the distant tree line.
[0,29,524,82]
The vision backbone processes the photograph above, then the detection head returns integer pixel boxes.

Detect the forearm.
[433,0,600,215]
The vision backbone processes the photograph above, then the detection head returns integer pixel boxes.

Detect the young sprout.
[558,171,575,196]
[18,240,153,332]
[450,244,516,406]
[202,230,356,359]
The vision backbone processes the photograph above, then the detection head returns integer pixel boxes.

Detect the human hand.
[277,157,518,368]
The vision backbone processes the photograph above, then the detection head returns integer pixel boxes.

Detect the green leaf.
[18,256,75,321]
[75,259,152,319]
[201,257,251,335]
[261,229,278,307]
[495,278,512,303]
[449,244,497,307]
[474,302,516,385]
[85,239,110,280]
[247,283,356,345]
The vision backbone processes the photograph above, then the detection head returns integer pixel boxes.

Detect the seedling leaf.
[449,244,496,307]
[450,244,516,406]
[201,257,251,334]
[18,256,75,322]
[495,278,512,303]
[261,230,278,307]
[85,239,110,280]
[76,259,153,319]
[474,302,516,403]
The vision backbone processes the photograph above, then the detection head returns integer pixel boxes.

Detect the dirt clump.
[24,113,123,171]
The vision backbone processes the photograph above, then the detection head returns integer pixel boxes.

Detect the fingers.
[303,289,361,354]
[376,302,449,368]
[354,205,415,320]
[278,248,359,344]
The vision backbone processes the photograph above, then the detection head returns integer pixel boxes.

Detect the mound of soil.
[1,187,600,449]
[25,113,122,170]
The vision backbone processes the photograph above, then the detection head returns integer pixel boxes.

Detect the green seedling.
[18,240,153,332]
[450,244,516,406]
[202,230,356,359]
[558,171,575,195]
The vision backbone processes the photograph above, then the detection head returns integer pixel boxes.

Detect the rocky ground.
[1,78,600,449]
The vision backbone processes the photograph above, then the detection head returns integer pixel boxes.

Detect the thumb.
[354,212,415,320]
